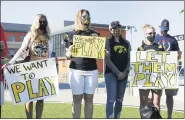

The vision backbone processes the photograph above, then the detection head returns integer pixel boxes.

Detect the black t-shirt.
[69,29,99,71]
[105,37,130,74]
[137,41,164,51]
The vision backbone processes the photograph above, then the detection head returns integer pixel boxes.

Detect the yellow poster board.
[72,35,106,59]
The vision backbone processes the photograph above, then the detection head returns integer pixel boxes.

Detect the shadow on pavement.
[59,83,106,90]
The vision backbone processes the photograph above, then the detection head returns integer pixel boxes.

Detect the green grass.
[2,102,184,119]
[98,72,104,78]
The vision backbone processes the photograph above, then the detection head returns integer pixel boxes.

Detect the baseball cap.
[109,21,122,30]
[160,19,169,31]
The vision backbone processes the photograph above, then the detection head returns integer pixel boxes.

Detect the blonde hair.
[74,9,91,31]
[30,14,51,40]
[143,24,155,33]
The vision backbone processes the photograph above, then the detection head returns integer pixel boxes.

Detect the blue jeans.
[105,73,128,119]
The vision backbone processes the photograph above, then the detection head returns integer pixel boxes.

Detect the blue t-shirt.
[154,34,180,51]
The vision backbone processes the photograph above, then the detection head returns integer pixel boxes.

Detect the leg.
[114,76,128,119]
[139,89,150,108]
[165,90,177,119]
[104,73,117,119]
[84,70,98,119]
[25,101,33,119]
[166,95,173,119]
[139,89,150,118]
[151,90,162,112]
[84,93,94,118]
[36,100,44,119]
[69,69,85,118]
[72,94,83,118]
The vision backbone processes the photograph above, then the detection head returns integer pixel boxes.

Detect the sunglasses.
[146,32,156,35]
[39,20,47,24]
[82,15,91,20]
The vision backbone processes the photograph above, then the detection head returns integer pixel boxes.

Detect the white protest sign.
[130,51,178,89]
[4,58,59,105]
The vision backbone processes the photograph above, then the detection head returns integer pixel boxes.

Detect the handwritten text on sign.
[4,58,59,104]
[130,51,178,89]
[72,35,106,59]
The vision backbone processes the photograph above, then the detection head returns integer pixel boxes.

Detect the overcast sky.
[1,1,184,50]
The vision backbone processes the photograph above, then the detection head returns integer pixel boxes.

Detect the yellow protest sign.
[130,51,178,89]
[72,35,106,59]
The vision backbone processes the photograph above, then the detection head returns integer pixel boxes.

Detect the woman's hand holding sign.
[1,63,11,70]
[65,45,73,58]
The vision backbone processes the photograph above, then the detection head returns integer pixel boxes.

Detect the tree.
[180,9,184,14]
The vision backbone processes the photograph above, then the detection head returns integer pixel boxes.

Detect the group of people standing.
[0,9,181,119]
[137,20,181,119]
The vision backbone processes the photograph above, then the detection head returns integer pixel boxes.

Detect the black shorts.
[139,89,162,95]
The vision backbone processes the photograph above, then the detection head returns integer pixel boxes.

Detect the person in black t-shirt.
[65,9,100,119]
[138,24,164,118]
[104,21,131,119]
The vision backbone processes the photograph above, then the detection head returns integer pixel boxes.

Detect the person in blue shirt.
[154,19,182,119]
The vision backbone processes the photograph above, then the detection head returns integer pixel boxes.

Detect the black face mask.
[39,24,47,31]
[147,36,155,42]
[161,30,168,35]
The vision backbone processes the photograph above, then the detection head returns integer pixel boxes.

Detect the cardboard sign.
[72,35,106,59]
[4,58,59,104]
[130,51,178,89]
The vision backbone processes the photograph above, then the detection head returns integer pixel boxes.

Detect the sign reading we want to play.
[72,35,106,59]
[130,51,178,89]
[4,58,59,105]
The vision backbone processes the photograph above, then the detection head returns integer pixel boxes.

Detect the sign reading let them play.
[130,51,178,89]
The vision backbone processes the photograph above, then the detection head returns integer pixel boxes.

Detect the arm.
[123,40,131,74]
[0,26,9,57]
[48,39,53,58]
[104,39,120,76]
[65,45,73,59]
[173,39,181,60]
[8,32,31,64]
